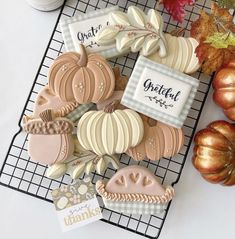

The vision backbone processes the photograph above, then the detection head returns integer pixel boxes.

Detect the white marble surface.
[0,1,234,239]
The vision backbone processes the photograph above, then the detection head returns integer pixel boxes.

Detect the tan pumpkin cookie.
[127,115,184,161]
[33,85,80,118]
[48,44,115,104]
[23,109,74,165]
[96,165,174,215]
[96,67,128,110]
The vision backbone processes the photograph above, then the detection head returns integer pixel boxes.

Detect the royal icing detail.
[33,86,80,118]
[96,6,167,57]
[96,165,174,204]
[48,45,115,104]
[121,56,199,128]
[127,116,184,161]
[60,6,119,58]
[77,108,144,156]
[149,34,200,74]
[23,110,74,165]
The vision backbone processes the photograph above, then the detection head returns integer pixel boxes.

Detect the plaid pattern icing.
[121,56,199,128]
[66,103,94,122]
[103,198,167,215]
[60,6,119,59]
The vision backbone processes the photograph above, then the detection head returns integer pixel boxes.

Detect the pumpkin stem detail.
[103,100,120,113]
[39,109,54,122]
[78,44,88,67]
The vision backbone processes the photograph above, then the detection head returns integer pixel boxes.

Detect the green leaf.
[218,0,235,9]
[204,32,235,48]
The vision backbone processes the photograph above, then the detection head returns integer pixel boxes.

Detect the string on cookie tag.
[51,177,102,232]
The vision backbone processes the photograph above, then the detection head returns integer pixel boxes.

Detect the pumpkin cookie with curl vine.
[48,44,115,104]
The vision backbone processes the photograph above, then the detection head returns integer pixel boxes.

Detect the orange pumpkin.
[193,120,235,186]
[213,59,235,121]
[126,115,184,161]
[48,44,115,104]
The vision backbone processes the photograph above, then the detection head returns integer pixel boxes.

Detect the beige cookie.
[23,109,74,165]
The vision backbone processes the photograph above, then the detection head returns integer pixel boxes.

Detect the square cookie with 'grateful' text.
[121,56,199,128]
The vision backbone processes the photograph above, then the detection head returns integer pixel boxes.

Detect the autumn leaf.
[191,2,235,42]
[160,0,195,23]
[205,32,235,48]
[195,43,235,74]
[190,3,235,74]
[218,0,235,9]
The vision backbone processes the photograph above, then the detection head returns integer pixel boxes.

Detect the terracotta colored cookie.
[96,165,174,215]
[113,67,129,91]
[33,85,80,118]
[127,115,184,161]
[23,109,74,165]
[48,44,115,104]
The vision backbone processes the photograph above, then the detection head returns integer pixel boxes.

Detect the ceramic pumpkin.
[193,120,235,186]
[127,115,184,161]
[213,59,235,121]
[77,101,144,156]
[23,109,74,165]
[48,44,115,104]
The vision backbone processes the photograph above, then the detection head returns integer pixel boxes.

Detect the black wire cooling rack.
[0,0,217,238]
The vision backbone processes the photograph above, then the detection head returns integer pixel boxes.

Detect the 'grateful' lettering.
[143,79,181,102]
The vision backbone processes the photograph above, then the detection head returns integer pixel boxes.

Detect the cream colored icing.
[148,34,200,74]
[96,6,168,57]
[96,165,174,203]
[77,109,144,156]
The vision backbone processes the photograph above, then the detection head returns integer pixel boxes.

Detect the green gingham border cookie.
[60,6,119,59]
[121,56,199,128]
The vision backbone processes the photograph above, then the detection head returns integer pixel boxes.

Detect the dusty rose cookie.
[33,85,80,118]
[127,115,184,161]
[48,44,115,104]
[23,109,74,165]
[96,165,174,215]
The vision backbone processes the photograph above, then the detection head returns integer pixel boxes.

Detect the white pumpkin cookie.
[77,101,144,156]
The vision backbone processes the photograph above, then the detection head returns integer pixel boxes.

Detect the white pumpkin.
[148,34,200,74]
[77,109,144,156]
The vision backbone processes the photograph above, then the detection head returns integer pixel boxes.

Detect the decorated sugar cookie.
[149,34,200,74]
[77,101,144,156]
[33,85,94,122]
[127,115,184,161]
[23,109,74,165]
[96,67,127,110]
[96,165,174,215]
[33,85,80,118]
[96,6,168,57]
[48,44,115,104]
[47,136,120,180]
